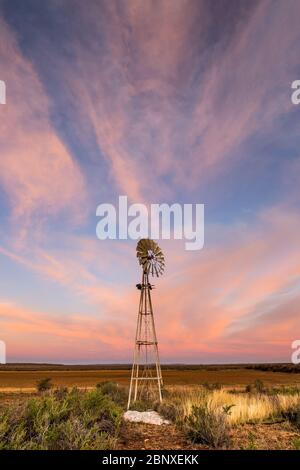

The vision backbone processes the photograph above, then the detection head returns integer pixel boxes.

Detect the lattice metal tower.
[127,239,165,409]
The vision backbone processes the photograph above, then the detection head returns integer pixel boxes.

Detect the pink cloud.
[0,17,87,242]
[49,0,300,200]
[0,301,132,362]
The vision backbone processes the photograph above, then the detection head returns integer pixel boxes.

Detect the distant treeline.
[244,363,300,374]
[1,363,299,373]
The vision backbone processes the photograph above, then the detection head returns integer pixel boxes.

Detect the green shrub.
[254,379,265,393]
[36,377,52,392]
[184,404,231,448]
[284,408,300,429]
[96,382,127,406]
[156,401,179,422]
[54,387,68,400]
[0,388,122,450]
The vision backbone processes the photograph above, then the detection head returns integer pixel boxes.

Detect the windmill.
[127,238,165,409]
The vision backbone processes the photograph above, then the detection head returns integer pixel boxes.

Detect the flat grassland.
[0,364,300,391]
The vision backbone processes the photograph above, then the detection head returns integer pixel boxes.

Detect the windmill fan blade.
[150,240,156,249]
[138,240,147,250]
[136,238,165,278]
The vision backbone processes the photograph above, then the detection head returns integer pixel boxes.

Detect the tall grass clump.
[0,387,122,450]
[163,386,300,426]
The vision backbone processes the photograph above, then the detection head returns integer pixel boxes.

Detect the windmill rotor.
[136,238,165,277]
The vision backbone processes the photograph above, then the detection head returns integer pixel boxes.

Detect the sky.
[0,0,300,364]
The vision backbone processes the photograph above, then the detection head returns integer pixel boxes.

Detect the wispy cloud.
[0,16,88,243]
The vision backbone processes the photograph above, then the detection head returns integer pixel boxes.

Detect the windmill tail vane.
[127,238,165,410]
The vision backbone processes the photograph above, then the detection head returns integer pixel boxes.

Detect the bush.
[0,388,122,449]
[36,377,52,392]
[96,382,127,406]
[53,387,68,400]
[184,404,231,448]
[284,408,300,429]
[156,401,179,422]
[245,380,265,394]
[254,380,265,393]
[203,382,222,391]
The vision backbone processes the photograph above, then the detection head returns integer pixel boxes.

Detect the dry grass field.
[0,364,300,450]
[164,386,300,425]
[1,364,300,391]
